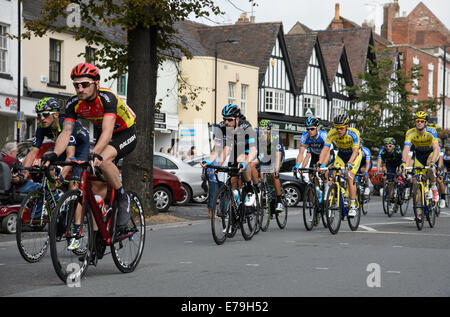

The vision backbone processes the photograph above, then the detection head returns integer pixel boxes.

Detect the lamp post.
[443,45,448,130]
[214,39,240,125]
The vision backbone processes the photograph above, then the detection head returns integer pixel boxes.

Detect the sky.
[190,0,450,34]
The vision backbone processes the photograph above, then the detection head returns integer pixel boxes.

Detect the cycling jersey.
[65,87,136,134]
[404,127,438,152]
[443,153,450,169]
[257,133,285,167]
[324,127,360,153]
[32,117,86,150]
[378,146,402,167]
[217,120,257,165]
[300,130,328,156]
[361,146,371,165]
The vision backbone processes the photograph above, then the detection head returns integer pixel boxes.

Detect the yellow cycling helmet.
[414,111,428,121]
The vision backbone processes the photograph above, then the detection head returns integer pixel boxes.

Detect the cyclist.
[252,119,285,212]
[204,104,258,207]
[358,138,372,196]
[294,116,328,171]
[401,111,440,211]
[435,142,446,208]
[317,114,362,217]
[293,116,330,202]
[22,97,90,189]
[376,137,403,190]
[41,62,137,233]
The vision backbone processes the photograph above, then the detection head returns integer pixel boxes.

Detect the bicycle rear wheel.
[16,189,49,263]
[110,191,146,273]
[302,184,316,231]
[276,188,288,229]
[381,183,388,215]
[399,185,410,216]
[259,184,271,232]
[325,183,341,235]
[240,188,259,240]
[412,184,424,231]
[386,183,396,218]
[211,186,231,245]
[426,201,437,228]
[49,190,92,284]
[347,201,361,231]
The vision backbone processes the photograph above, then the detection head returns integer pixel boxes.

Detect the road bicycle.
[355,172,370,216]
[294,167,328,231]
[15,165,66,263]
[444,172,450,208]
[406,166,437,230]
[381,172,410,217]
[323,167,361,234]
[48,160,145,284]
[257,169,288,232]
[205,164,260,245]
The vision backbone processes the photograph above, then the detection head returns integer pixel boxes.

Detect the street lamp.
[214,39,240,125]
[442,44,448,130]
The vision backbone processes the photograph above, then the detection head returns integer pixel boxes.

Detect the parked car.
[154,152,206,205]
[153,167,185,212]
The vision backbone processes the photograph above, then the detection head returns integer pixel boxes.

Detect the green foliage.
[22,0,223,80]
[344,46,440,150]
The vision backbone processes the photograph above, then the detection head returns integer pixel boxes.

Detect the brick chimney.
[381,0,400,41]
[236,12,250,24]
[330,3,344,30]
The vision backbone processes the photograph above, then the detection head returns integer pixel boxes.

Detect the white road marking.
[179,261,192,264]
[246,264,260,267]
[359,225,377,232]
[315,267,329,270]
[392,246,403,248]
[184,241,193,244]
[386,271,401,274]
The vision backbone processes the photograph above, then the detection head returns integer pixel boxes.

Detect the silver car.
[154,152,206,205]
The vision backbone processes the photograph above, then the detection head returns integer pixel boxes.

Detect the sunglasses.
[415,120,426,123]
[224,118,235,122]
[73,81,95,89]
[37,112,52,119]
[306,127,316,131]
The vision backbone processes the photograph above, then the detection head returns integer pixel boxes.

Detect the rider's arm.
[318,145,331,166]
[431,141,440,165]
[348,145,359,166]
[301,153,311,168]
[402,144,411,165]
[297,146,306,166]
[60,146,75,178]
[53,120,75,157]
[22,147,39,167]
[92,115,115,155]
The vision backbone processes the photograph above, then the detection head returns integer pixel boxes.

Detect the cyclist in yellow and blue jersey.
[401,111,440,204]
[317,114,362,217]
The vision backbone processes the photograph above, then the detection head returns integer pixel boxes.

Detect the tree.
[345,46,440,151]
[22,0,222,214]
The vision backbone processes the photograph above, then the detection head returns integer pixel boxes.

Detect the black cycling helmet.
[222,104,241,118]
[333,114,349,127]
[306,116,320,128]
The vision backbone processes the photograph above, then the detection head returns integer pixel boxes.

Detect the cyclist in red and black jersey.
[42,62,137,231]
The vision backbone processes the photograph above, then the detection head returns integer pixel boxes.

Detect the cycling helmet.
[333,114,349,126]
[259,119,272,129]
[35,97,60,113]
[222,104,241,118]
[383,137,396,146]
[305,116,320,128]
[414,111,428,122]
[70,62,100,80]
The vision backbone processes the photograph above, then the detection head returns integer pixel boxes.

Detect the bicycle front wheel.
[49,190,92,284]
[426,201,437,228]
[347,201,361,231]
[240,189,259,240]
[412,184,424,231]
[16,189,49,263]
[211,186,232,245]
[386,183,396,218]
[111,191,146,273]
[325,183,341,234]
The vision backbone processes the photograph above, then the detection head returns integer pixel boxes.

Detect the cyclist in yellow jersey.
[401,111,440,203]
[317,114,362,217]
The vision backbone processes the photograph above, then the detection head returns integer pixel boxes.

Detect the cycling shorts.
[334,149,362,172]
[105,124,137,161]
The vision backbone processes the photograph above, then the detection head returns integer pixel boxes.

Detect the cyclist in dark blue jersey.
[358,139,372,196]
